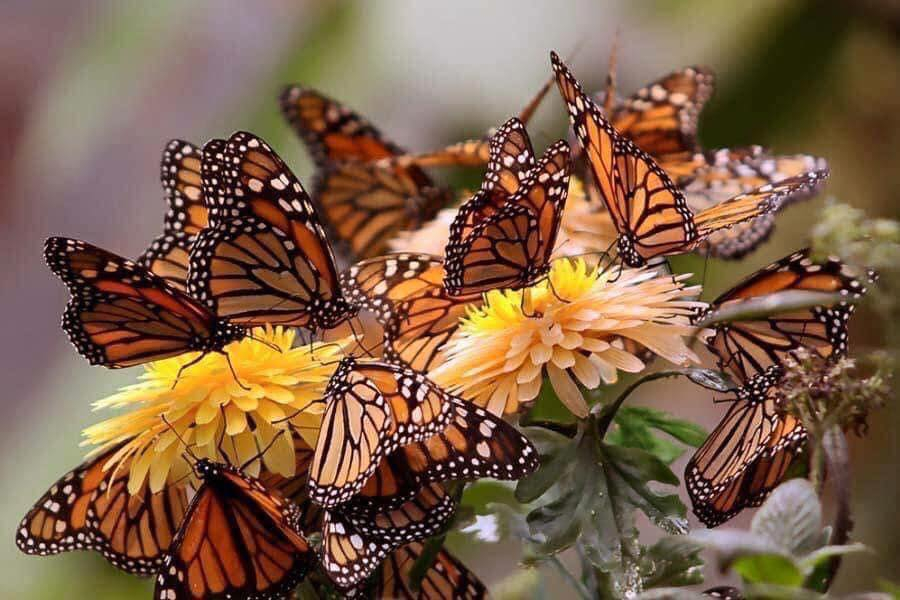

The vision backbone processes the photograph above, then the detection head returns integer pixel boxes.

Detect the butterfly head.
[309,296,358,331]
[193,458,221,481]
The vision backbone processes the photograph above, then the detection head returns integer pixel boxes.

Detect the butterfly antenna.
[603,29,622,114]
[246,332,282,353]
[345,316,372,358]
[171,352,207,390]
[161,415,200,463]
[517,72,555,127]
[699,248,712,295]
[214,409,231,464]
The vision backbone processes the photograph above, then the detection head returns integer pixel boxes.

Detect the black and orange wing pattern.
[376,542,488,599]
[154,460,314,600]
[44,237,244,368]
[699,248,870,385]
[444,140,570,296]
[187,131,355,330]
[552,51,826,267]
[309,358,453,507]
[687,250,873,526]
[16,444,189,575]
[340,253,479,371]
[321,483,456,590]
[686,371,806,526]
[350,396,540,514]
[138,140,208,291]
[608,65,715,161]
[280,86,450,258]
[666,147,828,259]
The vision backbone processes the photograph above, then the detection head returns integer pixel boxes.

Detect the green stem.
[595,370,688,438]
[548,555,593,600]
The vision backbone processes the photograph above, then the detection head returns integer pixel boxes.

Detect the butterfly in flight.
[187,131,357,333]
[551,51,829,268]
[138,140,208,291]
[45,237,246,369]
[16,442,189,576]
[686,249,872,526]
[154,458,315,600]
[341,253,480,372]
[443,119,571,297]
[374,541,487,599]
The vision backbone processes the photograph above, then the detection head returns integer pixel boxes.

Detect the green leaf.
[731,554,804,586]
[516,428,581,503]
[639,537,705,589]
[608,406,707,465]
[462,480,519,514]
[697,290,852,327]
[751,479,822,556]
[522,416,688,595]
[799,543,869,572]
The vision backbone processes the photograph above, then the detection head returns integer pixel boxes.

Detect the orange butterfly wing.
[16,443,189,575]
[45,237,240,368]
[154,462,313,599]
[139,140,208,291]
[376,542,488,600]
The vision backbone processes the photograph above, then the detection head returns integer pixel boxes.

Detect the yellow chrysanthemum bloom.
[388,178,615,258]
[82,325,346,494]
[430,259,705,418]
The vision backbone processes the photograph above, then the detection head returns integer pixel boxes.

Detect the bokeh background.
[2,1,898,598]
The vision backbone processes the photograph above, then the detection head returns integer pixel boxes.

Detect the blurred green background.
[1,1,897,597]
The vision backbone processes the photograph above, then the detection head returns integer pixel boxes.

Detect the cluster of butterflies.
[17,48,873,599]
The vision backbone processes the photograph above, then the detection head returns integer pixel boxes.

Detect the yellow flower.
[82,325,346,493]
[430,259,704,418]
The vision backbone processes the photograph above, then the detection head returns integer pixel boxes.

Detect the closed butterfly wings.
[188,131,356,331]
[551,51,828,267]
[45,237,245,368]
[17,444,189,576]
[280,86,450,258]
[444,137,571,296]
[154,459,314,600]
[686,250,872,526]
[138,140,209,291]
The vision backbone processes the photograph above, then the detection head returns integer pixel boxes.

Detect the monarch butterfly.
[603,65,714,162]
[551,51,829,268]
[686,249,872,526]
[154,458,315,600]
[16,443,189,576]
[443,132,571,297]
[375,541,487,599]
[658,146,828,259]
[346,390,539,515]
[321,483,456,590]
[44,237,246,368]
[187,131,356,332]
[279,86,451,258]
[340,253,479,371]
[138,140,208,291]
[309,358,455,508]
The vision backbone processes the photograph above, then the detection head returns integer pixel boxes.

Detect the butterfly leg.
[222,351,251,391]
[172,352,209,389]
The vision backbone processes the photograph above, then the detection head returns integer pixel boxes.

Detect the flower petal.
[547,364,589,418]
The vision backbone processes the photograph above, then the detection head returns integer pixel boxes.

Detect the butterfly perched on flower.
[154,458,315,600]
[443,119,571,296]
[138,140,208,291]
[16,443,189,576]
[187,131,357,332]
[552,51,829,268]
[341,253,479,372]
[44,237,246,368]
[686,249,873,526]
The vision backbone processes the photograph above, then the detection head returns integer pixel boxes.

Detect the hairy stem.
[821,426,853,590]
